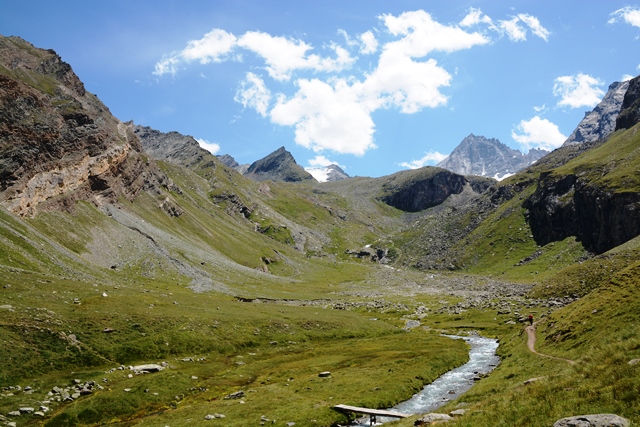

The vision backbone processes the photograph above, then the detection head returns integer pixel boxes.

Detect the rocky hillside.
[305,163,350,182]
[563,80,629,145]
[436,134,547,180]
[0,35,168,218]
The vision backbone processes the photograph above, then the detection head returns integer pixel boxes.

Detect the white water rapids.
[351,334,500,425]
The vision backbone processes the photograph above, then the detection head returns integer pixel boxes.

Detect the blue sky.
[2,1,640,179]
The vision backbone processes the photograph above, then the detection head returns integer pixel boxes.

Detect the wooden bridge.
[333,404,409,425]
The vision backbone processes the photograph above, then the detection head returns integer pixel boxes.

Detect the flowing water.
[351,334,500,425]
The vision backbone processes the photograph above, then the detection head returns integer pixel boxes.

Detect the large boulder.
[553,414,629,427]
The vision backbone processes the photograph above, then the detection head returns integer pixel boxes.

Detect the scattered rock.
[450,409,467,417]
[318,371,331,378]
[414,413,452,425]
[132,364,164,373]
[7,411,20,417]
[553,414,630,427]
[628,359,640,366]
[224,390,245,400]
[18,407,34,414]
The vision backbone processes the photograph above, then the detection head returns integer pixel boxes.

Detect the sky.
[2,1,640,180]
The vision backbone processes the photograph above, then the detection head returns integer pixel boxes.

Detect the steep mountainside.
[563,80,629,145]
[0,35,168,218]
[217,153,250,174]
[244,146,315,182]
[436,134,547,180]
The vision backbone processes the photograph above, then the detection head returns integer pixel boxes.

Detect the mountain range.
[1,34,640,427]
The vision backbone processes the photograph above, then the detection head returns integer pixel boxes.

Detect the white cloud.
[553,74,605,108]
[518,14,550,41]
[234,72,271,117]
[400,151,448,169]
[154,9,550,158]
[609,6,640,28]
[512,116,566,151]
[270,78,376,155]
[533,103,547,113]
[622,74,634,82]
[359,30,378,54]
[460,8,494,28]
[196,138,221,155]
[499,14,550,42]
[181,29,237,64]
[380,10,490,57]
[237,31,355,81]
[307,155,343,168]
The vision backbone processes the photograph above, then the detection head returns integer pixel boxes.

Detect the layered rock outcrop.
[0,35,163,216]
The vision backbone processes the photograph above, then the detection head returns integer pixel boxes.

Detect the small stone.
[18,407,34,414]
[205,414,215,420]
[124,388,132,392]
[318,371,331,378]
[629,359,640,366]
[553,414,629,427]
[34,411,46,417]
[450,409,467,417]
[7,411,20,417]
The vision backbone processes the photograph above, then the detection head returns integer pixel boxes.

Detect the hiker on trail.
[528,314,533,326]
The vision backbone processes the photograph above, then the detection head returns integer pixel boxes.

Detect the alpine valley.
[1,34,640,427]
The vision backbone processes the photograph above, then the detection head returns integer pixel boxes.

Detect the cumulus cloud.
[622,74,635,82]
[399,151,448,169]
[196,138,221,155]
[270,78,376,155]
[512,116,566,151]
[553,74,605,108]
[609,6,640,28]
[499,14,550,42]
[154,9,549,158]
[235,72,271,117]
[359,30,378,54]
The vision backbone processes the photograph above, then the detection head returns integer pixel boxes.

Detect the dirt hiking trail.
[526,324,576,365]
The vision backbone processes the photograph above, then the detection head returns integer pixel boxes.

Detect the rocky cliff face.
[379,167,475,212]
[615,75,640,130]
[523,171,640,254]
[563,80,630,146]
[0,35,164,217]
[437,134,547,180]
[244,146,315,183]
[217,154,249,174]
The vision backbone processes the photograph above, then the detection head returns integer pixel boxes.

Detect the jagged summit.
[436,134,547,180]
[563,80,630,146]
[615,75,640,130]
[244,146,315,183]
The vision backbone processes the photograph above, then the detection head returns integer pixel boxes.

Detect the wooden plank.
[333,404,409,418]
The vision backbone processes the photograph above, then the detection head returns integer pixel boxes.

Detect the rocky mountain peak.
[615,75,640,130]
[436,134,547,180]
[244,147,315,183]
[563,80,630,145]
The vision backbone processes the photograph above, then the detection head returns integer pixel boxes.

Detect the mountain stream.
[351,334,500,426]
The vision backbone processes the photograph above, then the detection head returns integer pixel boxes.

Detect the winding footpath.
[525,324,576,365]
